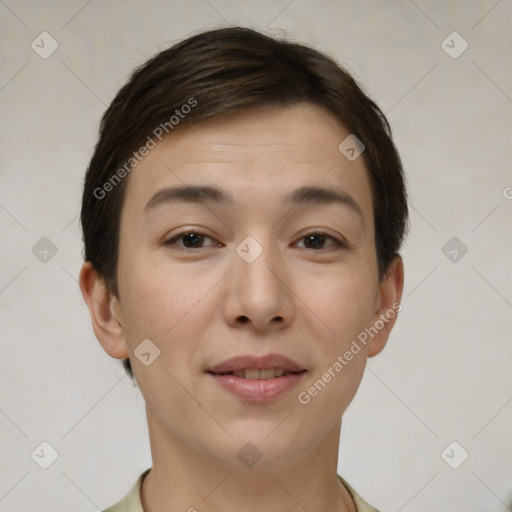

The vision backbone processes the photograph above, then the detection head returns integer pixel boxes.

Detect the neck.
[140,406,356,512]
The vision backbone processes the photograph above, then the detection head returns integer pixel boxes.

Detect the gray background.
[1,1,511,511]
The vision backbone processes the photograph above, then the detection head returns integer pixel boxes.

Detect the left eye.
[296,233,343,250]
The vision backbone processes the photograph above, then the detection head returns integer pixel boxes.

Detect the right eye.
[163,231,221,250]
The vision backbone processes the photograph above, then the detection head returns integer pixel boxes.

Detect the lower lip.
[208,372,306,402]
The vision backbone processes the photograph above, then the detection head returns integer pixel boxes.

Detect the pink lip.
[206,353,305,374]
[208,372,306,402]
[205,353,306,402]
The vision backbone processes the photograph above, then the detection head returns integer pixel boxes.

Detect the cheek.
[118,253,217,380]
[295,271,375,416]
[300,265,378,343]
[294,266,377,410]
[119,251,205,335]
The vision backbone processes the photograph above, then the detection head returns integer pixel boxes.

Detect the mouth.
[205,353,306,375]
[208,368,306,379]
[205,354,307,401]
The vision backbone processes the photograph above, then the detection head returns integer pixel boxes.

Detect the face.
[86,104,402,472]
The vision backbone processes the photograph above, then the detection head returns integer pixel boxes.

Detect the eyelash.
[163,231,347,251]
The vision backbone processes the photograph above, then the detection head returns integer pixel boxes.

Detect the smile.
[207,370,307,401]
[220,368,303,379]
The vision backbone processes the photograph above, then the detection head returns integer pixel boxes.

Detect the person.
[79,26,408,512]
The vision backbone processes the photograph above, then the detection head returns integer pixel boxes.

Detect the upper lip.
[206,353,306,374]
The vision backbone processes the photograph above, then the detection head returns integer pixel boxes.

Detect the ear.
[79,261,129,360]
[367,256,404,358]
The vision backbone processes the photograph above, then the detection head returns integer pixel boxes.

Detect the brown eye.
[297,233,344,250]
[165,232,218,249]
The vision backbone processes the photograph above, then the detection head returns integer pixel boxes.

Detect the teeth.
[259,369,276,380]
[231,369,287,379]
[245,369,260,380]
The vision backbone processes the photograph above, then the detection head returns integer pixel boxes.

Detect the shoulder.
[102,468,150,512]
[338,475,382,512]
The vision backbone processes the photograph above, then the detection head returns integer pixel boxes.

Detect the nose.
[222,237,295,332]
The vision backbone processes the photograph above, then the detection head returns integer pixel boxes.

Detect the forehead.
[121,104,373,223]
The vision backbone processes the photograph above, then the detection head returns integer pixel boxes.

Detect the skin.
[80,103,404,512]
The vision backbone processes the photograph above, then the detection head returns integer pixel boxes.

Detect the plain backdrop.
[1,1,511,511]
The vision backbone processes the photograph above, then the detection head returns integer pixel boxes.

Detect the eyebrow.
[144,184,364,225]
[144,185,232,211]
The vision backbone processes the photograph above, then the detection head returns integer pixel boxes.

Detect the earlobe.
[78,262,130,360]
[367,256,404,358]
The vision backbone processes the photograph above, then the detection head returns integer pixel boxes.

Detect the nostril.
[238,316,249,323]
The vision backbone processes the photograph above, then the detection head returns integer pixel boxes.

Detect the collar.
[103,468,380,512]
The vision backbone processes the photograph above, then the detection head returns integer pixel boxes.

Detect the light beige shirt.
[103,468,380,512]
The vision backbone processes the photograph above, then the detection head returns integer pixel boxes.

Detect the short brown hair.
[81,26,409,380]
